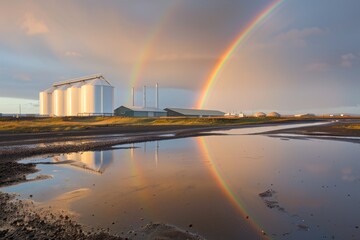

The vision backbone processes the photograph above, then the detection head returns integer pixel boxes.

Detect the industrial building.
[114,83,166,117]
[39,74,114,116]
[164,108,225,117]
[114,106,167,117]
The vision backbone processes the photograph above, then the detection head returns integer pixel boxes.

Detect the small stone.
[189,224,193,228]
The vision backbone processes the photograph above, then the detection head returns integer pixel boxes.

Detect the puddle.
[2,124,360,239]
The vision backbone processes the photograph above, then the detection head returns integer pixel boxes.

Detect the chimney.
[132,87,135,107]
[155,83,159,109]
[143,85,146,108]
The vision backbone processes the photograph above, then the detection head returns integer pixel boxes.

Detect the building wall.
[165,109,185,117]
[114,106,167,117]
[114,106,133,117]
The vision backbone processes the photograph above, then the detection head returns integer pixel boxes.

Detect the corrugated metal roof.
[165,108,225,116]
[117,106,166,112]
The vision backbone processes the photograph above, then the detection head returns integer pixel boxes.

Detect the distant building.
[164,108,225,117]
[267,112,281,118]
[294,113,315,118]
[224,113,237,117]
[238,113,246,118]
[254,112,266,117]
[114,106,167,117]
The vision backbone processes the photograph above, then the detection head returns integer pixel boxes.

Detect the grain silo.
[66,82,83,116]
[40,74,114,116]
[52,85,68,117]
[39,87,54,116]
[80,78,114,115]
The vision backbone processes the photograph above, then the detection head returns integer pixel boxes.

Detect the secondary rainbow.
[196,0,285,109]
[127,2,180,104]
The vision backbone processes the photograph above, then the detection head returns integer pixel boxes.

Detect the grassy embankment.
[0,116,296,133]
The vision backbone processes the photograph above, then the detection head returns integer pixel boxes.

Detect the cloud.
[14,73,32,81]
[341,53,357,68]
[65,51,82,58]
[274,27,326,47]
[305,62,330,72]
[21,13,48,35]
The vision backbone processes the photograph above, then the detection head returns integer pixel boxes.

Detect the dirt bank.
[0,192,204,240]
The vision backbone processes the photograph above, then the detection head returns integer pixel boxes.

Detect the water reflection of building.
[54,150,113,174]
[131,141,160,166]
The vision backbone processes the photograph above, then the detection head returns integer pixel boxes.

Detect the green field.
[0,116,293,133]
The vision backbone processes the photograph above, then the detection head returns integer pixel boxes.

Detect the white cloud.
[341,53,356,68]
[274,27,326,47]
[65,51,82,58]
[21,13,48,35]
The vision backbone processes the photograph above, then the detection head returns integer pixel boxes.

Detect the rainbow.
[128,144,157,217]
[197,137,270,239]
[127,2,180,104]
[196,0,285,108]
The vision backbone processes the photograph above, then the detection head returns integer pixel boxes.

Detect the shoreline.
[259,119,360,144]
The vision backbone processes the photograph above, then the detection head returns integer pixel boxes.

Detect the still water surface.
[4,124,360,239]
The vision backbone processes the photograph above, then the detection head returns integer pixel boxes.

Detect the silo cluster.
[39,75,114,116]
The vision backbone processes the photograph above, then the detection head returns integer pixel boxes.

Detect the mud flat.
[0,192,205,240]
[267,119,360,137]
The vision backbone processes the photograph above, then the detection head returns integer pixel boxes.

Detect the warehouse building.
[164,108,225,117]
[39,74,114,117]
[114,106,167,117]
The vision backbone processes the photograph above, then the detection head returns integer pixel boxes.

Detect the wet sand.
[0,192,204,240]
[261,119,360,144]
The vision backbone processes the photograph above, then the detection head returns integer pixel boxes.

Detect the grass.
[0,116,294,133]
[333,124,360,130]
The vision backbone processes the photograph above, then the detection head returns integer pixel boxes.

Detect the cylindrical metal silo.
[80,79,114,115]
[80,81,98,115]
[52,85,68,117]
[66,82,83,116]
[102,83,114,114]
[39,87,54,116]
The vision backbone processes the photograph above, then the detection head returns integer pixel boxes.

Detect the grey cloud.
[341,53,357,68]
[273,27,326,47]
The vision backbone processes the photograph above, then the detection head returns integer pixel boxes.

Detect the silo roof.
[41,86,56,93]
[53,74,112,87]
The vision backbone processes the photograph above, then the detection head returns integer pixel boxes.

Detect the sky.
[0,0,359,115]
